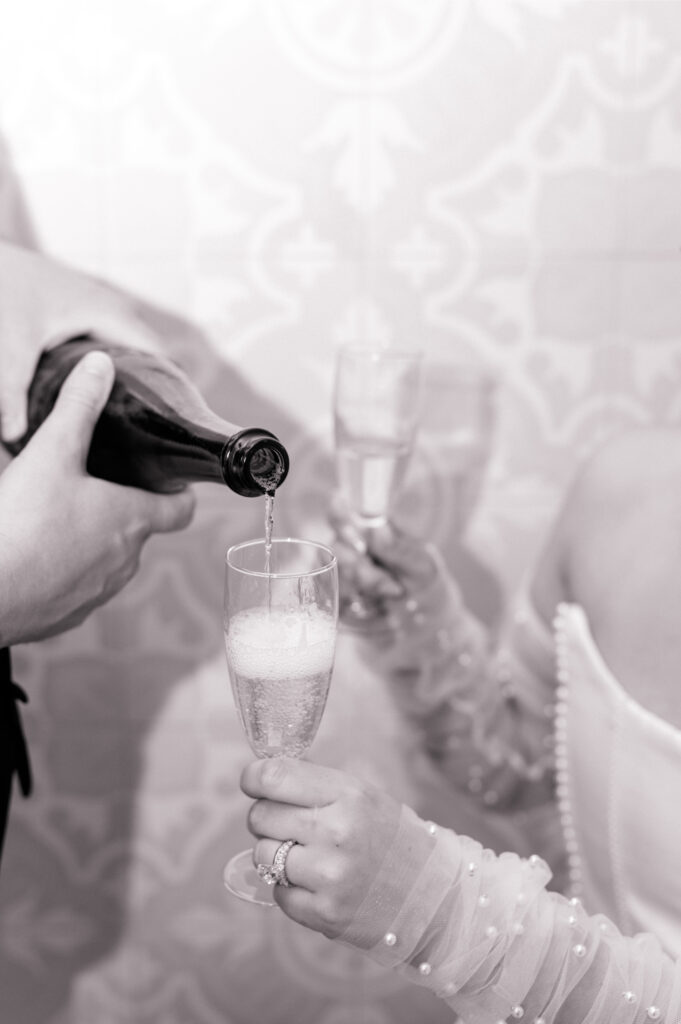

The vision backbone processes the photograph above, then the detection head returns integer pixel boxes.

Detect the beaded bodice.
[554,603,681,958]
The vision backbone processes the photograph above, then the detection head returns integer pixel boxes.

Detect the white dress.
[336,601,681,1023]
[554,603,681,961]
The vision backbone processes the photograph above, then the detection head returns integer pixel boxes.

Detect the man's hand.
[0,351,195,646]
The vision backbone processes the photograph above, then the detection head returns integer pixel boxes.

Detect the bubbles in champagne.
[250,450,287,494]
[225,606,336,758]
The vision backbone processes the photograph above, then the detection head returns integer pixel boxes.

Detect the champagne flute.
[333,345,423,625]
[222,537,338,906]
[419,360,497,534]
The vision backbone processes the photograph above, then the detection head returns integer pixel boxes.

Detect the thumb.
[48,350,115,465]
[0,384,29,444]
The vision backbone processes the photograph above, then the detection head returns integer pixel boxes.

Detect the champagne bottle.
[2,337,289,497]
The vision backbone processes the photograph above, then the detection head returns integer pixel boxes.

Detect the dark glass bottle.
[2,337,289,497]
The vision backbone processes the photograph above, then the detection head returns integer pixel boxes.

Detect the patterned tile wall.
[1,2,680,1022]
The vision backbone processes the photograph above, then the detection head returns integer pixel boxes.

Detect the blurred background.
[2,2,681,1022]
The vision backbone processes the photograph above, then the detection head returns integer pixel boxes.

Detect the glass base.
[223,848,278,907]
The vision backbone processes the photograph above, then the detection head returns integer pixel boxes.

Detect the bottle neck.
[221,428,290,496]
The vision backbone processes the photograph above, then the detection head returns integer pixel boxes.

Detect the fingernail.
[1,415,26,442]
[78,351,113,376]
[339,523,367,554]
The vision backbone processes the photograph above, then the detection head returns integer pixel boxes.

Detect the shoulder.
[560,427,681,606]
[530,427,681,618]
[565,427,680,512]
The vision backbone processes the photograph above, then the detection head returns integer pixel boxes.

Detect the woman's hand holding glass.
[332,511,462,665]
[241,756,402,933]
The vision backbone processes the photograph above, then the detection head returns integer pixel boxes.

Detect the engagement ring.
[257,839,297,887]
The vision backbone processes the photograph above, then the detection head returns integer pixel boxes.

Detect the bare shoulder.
[567,427,681,509]
[530,427,681,620]
[558,427,681,575]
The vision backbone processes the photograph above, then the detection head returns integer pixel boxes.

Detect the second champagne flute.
[222,537,338,906]
[333,345,423,626]
[333,346,423,529]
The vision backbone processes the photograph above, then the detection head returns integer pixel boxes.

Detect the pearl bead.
[467,862,477,876]
[418,961,432,976]
[384,932,397,947]
[485,925,498,939]
[567,914,577,927]
[511,1005,525,1018]
[623,991,637,1004]
[478,894,490,908]
[569,896,581,907]
[529,854,541,868]
[534,1018,546,1024]
[646,1007,661,1020]
[512,922,525,936]
[427,821,438,836]
[572,943,586,958]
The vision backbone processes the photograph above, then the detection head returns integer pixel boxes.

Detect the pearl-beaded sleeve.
[338,806,681,1024]
[361,555,558,811]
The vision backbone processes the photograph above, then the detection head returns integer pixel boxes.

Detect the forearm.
[339,807,679,1023]
[367,574,557,811]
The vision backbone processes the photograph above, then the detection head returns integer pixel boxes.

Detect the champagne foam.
[226,606,336,679]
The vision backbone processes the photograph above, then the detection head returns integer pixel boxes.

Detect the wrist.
[336,805,465,962]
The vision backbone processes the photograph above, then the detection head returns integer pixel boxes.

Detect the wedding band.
[257,839,297,887]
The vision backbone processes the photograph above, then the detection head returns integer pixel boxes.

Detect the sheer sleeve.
[338,806,680,1024]
[360,548,558,811]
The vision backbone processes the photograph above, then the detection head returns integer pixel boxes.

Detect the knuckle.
[258,758,288,793]
[326,813,353,848]
[318,855,346,888]
[314,893,345,938]
[177,490,196,524]
[247,800,266,835]
[112,530,142,573]
[348,778,373,813]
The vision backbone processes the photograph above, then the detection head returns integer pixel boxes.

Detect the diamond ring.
[257,839,297,887]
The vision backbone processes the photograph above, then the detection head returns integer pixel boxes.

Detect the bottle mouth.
[222,428,290,496]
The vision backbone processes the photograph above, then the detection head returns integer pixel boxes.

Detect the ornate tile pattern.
[1,2,680,1021]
